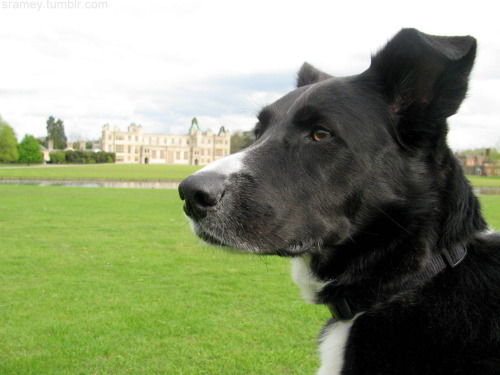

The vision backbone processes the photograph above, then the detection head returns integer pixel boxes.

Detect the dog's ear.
[368,28,476,143]
[297,62,333,87]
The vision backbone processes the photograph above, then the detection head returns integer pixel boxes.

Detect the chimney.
[48,139,53,151]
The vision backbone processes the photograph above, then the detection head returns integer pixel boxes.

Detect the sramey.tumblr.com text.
[1,0,108,10]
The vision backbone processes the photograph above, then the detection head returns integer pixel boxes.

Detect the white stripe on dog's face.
[194,150,247,177]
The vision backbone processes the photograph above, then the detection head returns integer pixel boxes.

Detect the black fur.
[179,28,500,374]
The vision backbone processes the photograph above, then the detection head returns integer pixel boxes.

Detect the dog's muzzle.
[178,172,226,220]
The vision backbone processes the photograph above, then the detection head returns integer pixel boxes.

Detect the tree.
[456,148,500,162]
[18,134,43,165]
[230,130,254,153]
[0,116,18,163]
[46,116,67,149]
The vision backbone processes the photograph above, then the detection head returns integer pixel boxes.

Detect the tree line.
[0,116,43,165]
[0,115,114,165]
[455,148,500,162]
[230,130,254,154]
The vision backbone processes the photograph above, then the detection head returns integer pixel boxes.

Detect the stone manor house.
[101,118,231,165]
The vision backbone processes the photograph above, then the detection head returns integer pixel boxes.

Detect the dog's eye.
[311,129,333,142]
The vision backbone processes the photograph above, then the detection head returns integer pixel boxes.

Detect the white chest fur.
[291,256,357,375]
[317,318,357,375]
[291,256,327,304]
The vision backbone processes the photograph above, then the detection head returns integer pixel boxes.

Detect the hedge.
[49,151,115,164]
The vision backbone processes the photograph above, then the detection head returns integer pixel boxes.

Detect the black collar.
[326,245,467,321]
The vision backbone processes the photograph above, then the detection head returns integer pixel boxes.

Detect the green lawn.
[0,164,201,181]
[480,195,500,229]
[0,164,499,188]
[0,186,324,375]
[0,186,498,375]
[467,175,500,187]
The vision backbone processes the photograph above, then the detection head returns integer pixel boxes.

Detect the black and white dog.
[178,29,500,374]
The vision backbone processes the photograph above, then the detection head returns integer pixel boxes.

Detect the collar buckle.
[442,245,467,268]
[327,297,354,321]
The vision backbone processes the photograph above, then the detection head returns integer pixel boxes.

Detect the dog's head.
[179,29,476,259]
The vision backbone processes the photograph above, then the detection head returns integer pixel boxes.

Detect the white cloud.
[0,0,498,149]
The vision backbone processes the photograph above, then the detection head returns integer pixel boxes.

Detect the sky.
[0,0,499,151]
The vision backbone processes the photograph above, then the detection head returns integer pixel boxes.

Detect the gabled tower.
[189,117,200,134]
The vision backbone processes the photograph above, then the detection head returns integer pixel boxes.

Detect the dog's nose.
[178,172,226,219]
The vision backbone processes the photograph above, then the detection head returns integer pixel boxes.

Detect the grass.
[0,186,324,375]
[0,164,201,181]
[480,195,500,229]
[0,164,499,187]
[0,186,498,375]
[466,175,500,187]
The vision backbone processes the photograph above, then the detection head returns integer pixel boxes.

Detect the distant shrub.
[49,152,66,164]
[18,134,43,165]
[49,151,115,164]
